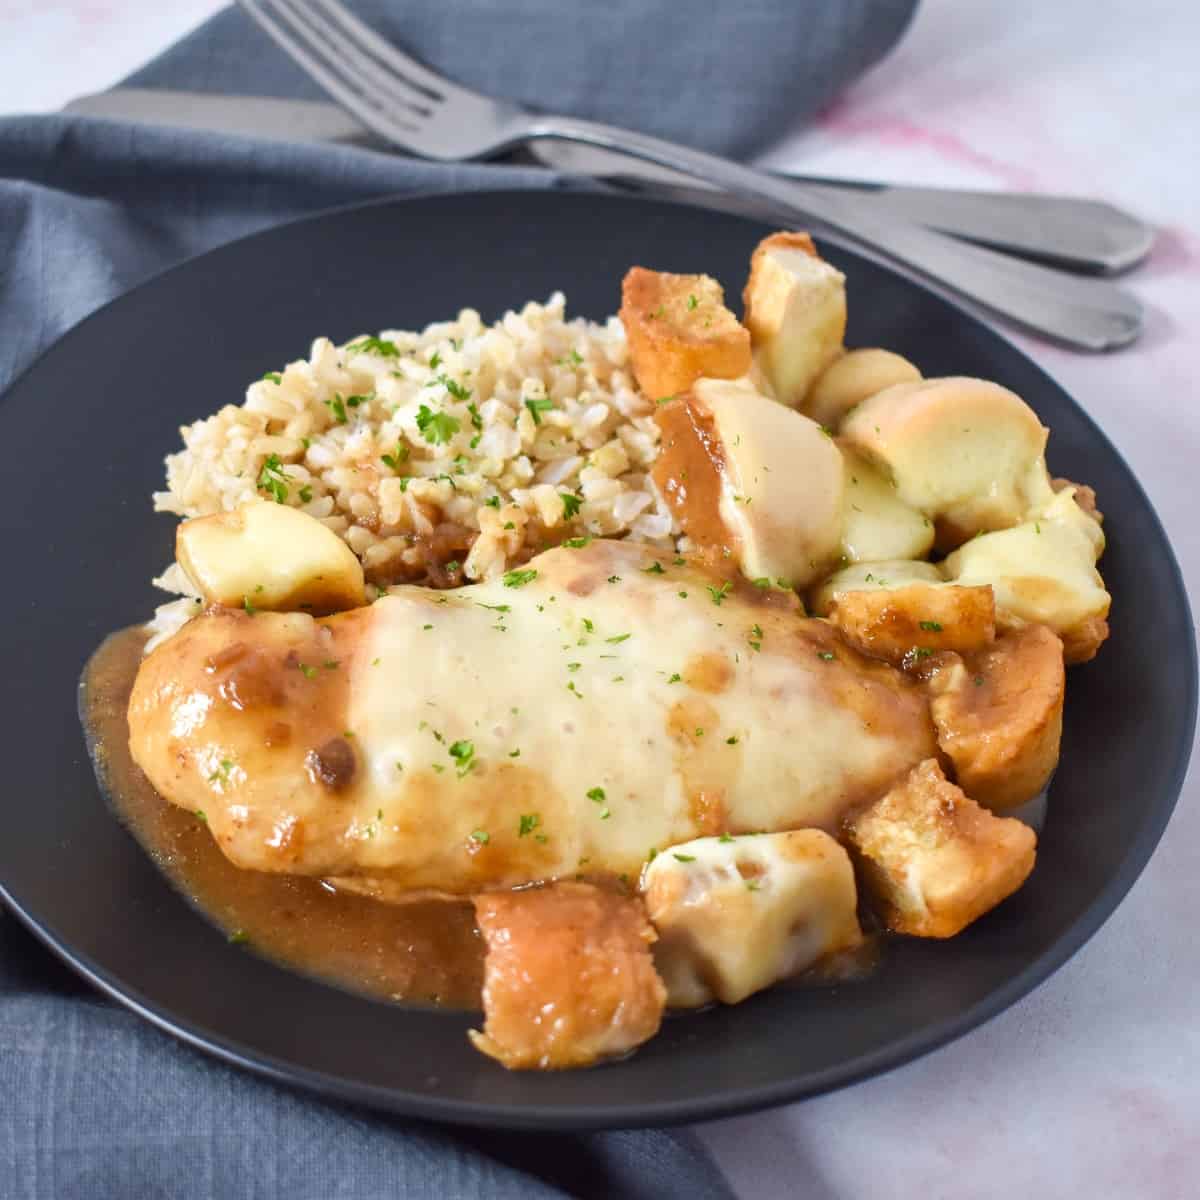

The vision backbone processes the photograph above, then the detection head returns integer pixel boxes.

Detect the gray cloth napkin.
[0,2,916,1195]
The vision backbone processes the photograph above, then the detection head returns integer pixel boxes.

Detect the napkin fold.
[0,2,917,1195]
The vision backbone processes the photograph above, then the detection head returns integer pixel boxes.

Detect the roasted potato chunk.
[840,446,935,565]
[469,883,666,1071]
[840,376,1053,547]
[943,488,1110,663]
[619,267,750,400]
[828,583,996,667]
[925,624,1065,811]
[176,499,366,614]
[809,559,944,617]
[847,759,1036,938]
[642,831,862,1008]
[691,377,844,587]
[808,348,921,431]
[742,232,846,407]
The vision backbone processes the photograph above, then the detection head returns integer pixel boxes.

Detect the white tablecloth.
[3,2,1195,1195]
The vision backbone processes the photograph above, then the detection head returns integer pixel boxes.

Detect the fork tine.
[306,0,480,106]
[271,0,437,118]
[239,0,423,148]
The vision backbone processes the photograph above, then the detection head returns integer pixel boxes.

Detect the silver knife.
[64,88,1152,274]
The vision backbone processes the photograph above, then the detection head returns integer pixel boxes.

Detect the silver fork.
[238,0,1143,352]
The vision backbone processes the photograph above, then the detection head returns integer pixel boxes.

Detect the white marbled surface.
[1,2,1196,1197]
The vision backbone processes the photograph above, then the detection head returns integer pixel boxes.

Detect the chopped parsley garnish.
[643,561,665,575]
[228,930,250,945]
[726,735,739,745]
[256,453,291,503]
[707,582,731,606]
[429,351,442,370]
[582,618,594,633]
[656,395,676,406]
[346,335,400,358]
[524,396,554,424]
[242,595,256,616]
[566,680,583,698]
[562,536,592,549]
[567,662,581,672]
[476,602,511,613]
[195,810,207,822]
[484,496,501,508]
[261,371,282,384]
[667,672,682,684]
[322,659,339,670]
[718,833,735,843]
[605,633,631,644]
[560,492,582,519]
[503,568,538,588]
[586,787,606,803]
[817,651,836,662]
[346,393,370,408]
[686,294,698,310]
[324,395,348,425]
[607,575,621,584]
[974,674,986,687]
[673,853,696,863]
[745,879,762,892]
[469,829,490,844]
[297,662,318,678]
[467,401,483,431]
[298,485,313,503]
[436,374,472,402]
[673,556,686,566]
[415,404,460,444]
[919,620,944,632]
[381,443,410,471]
[518,813,541,838]
[449,740,476,777]
[911,647,934,660]
[678,591,688,599]
[748,624,763,651]
[753,577,771,589]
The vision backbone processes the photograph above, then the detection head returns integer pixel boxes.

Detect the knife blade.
[63,88,1152,274]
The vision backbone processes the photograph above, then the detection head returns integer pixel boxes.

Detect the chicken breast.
[128,540,936,893]
[469,882,666,1070]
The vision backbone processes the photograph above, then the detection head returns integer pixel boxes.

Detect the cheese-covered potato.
[808,348,921,431]
[619,267,751,400]
[840,446,935,564]
[692,377,844,587]
[641,830,862,1007]
[847,758,1037,938]
[828,583,996,667]
[742,232,846,408]
[809,559,944,617]
[176,499,366,613]
[840,377,1053,546]
[925,625,1065,810]
[942,488,1110,663]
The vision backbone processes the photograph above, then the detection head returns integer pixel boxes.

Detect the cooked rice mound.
[149,294,675,641]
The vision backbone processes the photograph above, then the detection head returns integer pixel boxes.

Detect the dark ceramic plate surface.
[0,192,1193,1130]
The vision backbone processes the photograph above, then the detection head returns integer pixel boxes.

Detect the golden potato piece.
[619,267,751,400]
[925,624,1065,811]
[840,446,935,565]
[808,348,921,431]
[943,488,1109,664]
[847,758,1036,938]
[828,583,996,667]
[642,830,862,1008]
[176,499,366,614]
[468,882,666,1070]
[742,231,846,407]
[808,559,944,618]
[840,376,1052,546]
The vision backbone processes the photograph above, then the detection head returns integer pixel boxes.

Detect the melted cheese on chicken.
[129,540,935,894]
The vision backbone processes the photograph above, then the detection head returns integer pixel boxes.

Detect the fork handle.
[522,116,1143,351]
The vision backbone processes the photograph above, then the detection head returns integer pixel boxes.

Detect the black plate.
[0,192,1193,1130]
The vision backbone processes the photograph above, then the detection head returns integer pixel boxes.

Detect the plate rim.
[1,187,1195,1130]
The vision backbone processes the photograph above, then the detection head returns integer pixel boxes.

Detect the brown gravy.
[82,626,484,1010]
